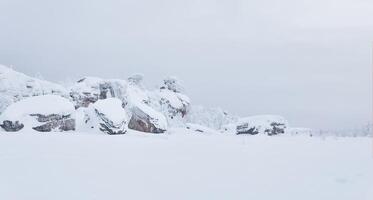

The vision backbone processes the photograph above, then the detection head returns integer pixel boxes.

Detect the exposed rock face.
[0,65,68,114]
[235,115,288,136]
[128,105,167,133]
[69,77,127,109]
[0,120,24,132]
[81,98,128,135]
[30,114,75,132]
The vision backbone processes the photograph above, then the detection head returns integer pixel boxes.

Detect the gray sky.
[0,0,372,129]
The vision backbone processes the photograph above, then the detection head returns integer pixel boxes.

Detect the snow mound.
[0,65,68,114]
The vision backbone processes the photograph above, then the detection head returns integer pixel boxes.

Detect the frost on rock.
[128,103,167,134]
[186,106,238,130]
[69,77,127,109]
[223,115,288,136]
[0,95,75,132]
[83,98,128,135]
[0,65,68,114]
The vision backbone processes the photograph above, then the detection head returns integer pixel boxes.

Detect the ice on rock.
[0,95,75,132]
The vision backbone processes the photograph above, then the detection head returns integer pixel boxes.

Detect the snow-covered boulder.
[223,115,288,136]
[0,95,75,132]
[128,103,167,133]
[82,98,128,135]
[0,65,68,114]
[69,77,127,108]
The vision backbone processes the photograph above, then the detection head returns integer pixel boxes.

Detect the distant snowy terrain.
[0,130,372,200]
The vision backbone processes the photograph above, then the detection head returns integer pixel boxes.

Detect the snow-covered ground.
[0,130,372,200]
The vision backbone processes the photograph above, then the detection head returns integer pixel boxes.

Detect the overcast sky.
[0,0,372,130]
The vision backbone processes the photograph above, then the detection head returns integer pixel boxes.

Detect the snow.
[0,65,67,114]
[288,127,313,135]
[187,105,238,130]
[91,98,127,125]
[158,89,185,109]
[0,95,74,121]
[125,84,150,106]
[0,131,371,200]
